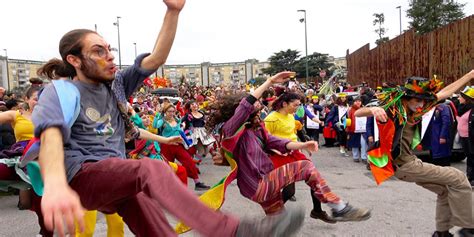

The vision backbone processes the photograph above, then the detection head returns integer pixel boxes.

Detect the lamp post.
[113,16,122,69]
[133,42,137,58]
[3,49,9,90]
[396,6,402,35]
[297,9,309,85]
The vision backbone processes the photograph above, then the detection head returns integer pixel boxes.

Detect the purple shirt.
[222,97,290,199]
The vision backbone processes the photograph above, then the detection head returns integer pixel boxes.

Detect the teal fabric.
[24,80,81,196]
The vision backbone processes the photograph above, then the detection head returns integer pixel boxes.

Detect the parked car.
[151,88,179,97]
[150,88,181,104]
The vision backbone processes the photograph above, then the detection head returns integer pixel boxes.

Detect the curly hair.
[206,93,247,131]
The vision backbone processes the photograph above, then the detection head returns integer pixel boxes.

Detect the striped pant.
[252,160,341,214]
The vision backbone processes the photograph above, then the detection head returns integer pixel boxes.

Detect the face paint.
[407,101,424,112]
[97,59,107,69]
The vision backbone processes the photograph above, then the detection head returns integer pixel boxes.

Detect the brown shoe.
[310,210,337,224]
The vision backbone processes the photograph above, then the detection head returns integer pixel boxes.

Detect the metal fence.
[346,15,473,88]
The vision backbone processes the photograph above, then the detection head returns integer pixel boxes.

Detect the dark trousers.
[461,137,474,181]
[306,128,320,144]
[282,183,323,212]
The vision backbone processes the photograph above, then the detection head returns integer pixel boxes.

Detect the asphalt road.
[0,146,471,237]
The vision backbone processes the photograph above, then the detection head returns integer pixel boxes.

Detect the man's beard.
[80,56,114,83]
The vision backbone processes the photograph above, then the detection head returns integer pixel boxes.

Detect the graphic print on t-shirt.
[85,107,115,137]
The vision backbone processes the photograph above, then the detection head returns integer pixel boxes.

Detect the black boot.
[432,231,453,237]
[458,228,474,237]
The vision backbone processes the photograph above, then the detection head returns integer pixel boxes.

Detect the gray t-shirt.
[32,54,154,182]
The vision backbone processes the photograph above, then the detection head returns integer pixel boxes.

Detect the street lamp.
[297,9,309,85]
[3,49,9,90]
[396,6,402,35]
[133,42,137,58]
[113,16,122,69]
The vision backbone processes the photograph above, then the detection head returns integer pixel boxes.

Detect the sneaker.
[194,182,210,191]
[458,228,474,237]
[343,152,350,157]
[310,210,337,224]
[432,231,454,237]
[353,159,360,163]
[289,196,297,202]
[236,207,305,237]
[331,203,371,222]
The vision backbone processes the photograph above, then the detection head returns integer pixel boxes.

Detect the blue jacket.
[365,116,375,142]
[422,103,452,158]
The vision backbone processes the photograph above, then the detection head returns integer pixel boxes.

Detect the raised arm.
[354,107,388,122]
[436,70,474,101]
[141,0,186,71]
[222,71,294,136]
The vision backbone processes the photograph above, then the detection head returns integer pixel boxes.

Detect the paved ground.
[0,145,471,237]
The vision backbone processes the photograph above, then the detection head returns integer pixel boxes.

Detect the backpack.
[19,79,81,196]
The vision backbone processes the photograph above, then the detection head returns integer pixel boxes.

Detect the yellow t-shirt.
[12,111,34,142]
[264,111,298,142]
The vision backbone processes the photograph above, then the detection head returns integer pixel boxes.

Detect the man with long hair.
[31,1,303,236]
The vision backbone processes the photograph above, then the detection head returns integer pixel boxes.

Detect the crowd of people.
[0,0,473,237]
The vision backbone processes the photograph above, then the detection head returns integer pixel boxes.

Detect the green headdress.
[377,76,444,125]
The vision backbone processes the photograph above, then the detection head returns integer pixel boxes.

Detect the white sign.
[306,105,320,129]
[355,117,367,133]
[374,119,379,142]
[421,108,435,140]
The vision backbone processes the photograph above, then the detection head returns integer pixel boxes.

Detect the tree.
[262,49,300,75]
[373,13,389,46]
[407,0,465,34]
[294,52,334,79]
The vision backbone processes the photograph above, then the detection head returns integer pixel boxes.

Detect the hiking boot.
[458,228,474,237]
[432,231,453,237]
[194,182,210,191]
[310,210,337,224]
[236,207,305,237]
[331,203,371,222]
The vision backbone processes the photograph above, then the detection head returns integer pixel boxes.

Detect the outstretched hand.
[268,71,296,84]
[164,0,186,11]
[165,136,183,145]
[41,185,85,237]
[370,107,388,122]
[302,141,319,152]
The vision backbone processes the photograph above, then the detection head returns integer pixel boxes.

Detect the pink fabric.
[457,109,471,137]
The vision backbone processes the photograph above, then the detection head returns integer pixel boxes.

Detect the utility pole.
[297,9,309,85]
[113,16,122,69]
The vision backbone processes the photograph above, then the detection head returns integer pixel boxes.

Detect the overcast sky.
[1,0,473,65]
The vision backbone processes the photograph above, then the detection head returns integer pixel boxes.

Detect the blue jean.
[352,135,367,161]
